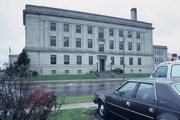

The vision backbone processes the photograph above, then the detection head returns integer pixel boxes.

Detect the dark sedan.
[94,78,180,120]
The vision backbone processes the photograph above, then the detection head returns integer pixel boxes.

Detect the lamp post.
[96,61,99,72]
[122,32,132,75]
[110,60,112,71]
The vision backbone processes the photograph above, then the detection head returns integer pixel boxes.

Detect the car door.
[130,83,158,120]
[106,82,138,120]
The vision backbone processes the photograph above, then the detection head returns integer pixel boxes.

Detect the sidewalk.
[61,102,98,110]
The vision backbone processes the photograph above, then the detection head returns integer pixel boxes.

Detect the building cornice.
[153,45,168,49]
[25,47,153,56]
[23,5,154,30]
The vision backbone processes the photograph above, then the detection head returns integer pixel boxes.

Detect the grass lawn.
[49,108,94,120]
[122,73,151,78]
[57,96,94,105]
[32,74,96,81]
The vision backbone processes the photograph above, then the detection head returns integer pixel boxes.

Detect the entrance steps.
[90,71,122,79]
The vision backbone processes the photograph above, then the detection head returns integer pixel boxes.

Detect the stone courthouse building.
[23,5,167,75]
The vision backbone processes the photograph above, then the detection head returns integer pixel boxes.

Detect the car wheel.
[98,101,108,118]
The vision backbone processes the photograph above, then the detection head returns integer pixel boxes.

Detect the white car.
[150,60,180,78]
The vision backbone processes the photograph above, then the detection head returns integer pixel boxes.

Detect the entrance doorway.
[100,59,105,71]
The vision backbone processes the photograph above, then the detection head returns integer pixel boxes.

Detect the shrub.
[112,68,123,74]
[32,71,38,76]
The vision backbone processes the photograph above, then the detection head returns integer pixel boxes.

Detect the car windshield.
[172,84,180,95]
[171,65,180,78]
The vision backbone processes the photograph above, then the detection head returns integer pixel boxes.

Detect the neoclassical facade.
[23,5,163,75]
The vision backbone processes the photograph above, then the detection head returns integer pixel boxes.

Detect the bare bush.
[0,65,61,120]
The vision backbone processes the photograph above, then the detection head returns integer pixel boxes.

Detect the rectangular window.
[77,70,82,74]
[88,39,93,48]
[136,32,141,39]
[50,36,56,46]
[63,24,69,32]
[138,58,142,65]
[65,70,69,74]
[64,37,69,47]
[119,30,124,37]
[98,28,104,38]
[128,31,132,38]
[99,44,104,52]
[88,26,93,34]
[137,43,141,51]
[77,56,82,65]
[109,29,114,36]
[119,41,124,50]
[51,70,56,75]
[128,42,132,51]
[109,41,114,49]
[51,55,56,64]
[89,56,93,65]
[50,23,56,31]
[120,57,124,65]
[76,38,81,48]
[64,55,70,65]
[76,25,81,33]
[111,57,114,65]
[129,57,133,65]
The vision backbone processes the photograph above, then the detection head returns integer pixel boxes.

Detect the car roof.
[128,78,180,85]
[159,60,180,66]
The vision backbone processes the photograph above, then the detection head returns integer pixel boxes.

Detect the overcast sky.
[0,0,180,68]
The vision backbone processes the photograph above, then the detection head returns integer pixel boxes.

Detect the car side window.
[171,65,180,78]
[136,83,155,101]
[153,66,168,77]
[116,82,137,98]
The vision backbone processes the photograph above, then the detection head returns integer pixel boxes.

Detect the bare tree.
[0,65,61,120]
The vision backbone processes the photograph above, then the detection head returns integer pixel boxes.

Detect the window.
[136,83,155,101]
[111,57,114,65]
[88,26,93,34]
[116,82,137,98]
[138,58,142,65]
[99,44,104,52]
[153,66,168,77]
[65,70,69,74]
[77,70,82,74]
[76,25,81,33]
[171,65,180,78]
[109,41,114,49]
[88,39,93,48]
[50,23,56,31]
[64,55,70,65]
[129,57,133,65]
[50,55,56,64]
[128,42,132,51]
[50,36,56,46]
[98,28,104,38]
[77,56,82,65]
[137,43,141,51]
[63,24,69,32]
[120,57,124,65]
[76,38,81,48]
[89,56,93,65]
[64,37,69,47]
[136,32,141,39]
[119,30,124,37]
[51,70,56,75]
[172,84,180,95]
[109,29,114,36]
[119,41,124,50]
[128,31,132,38]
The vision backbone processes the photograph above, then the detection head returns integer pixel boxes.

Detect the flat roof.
[23,4,154,30]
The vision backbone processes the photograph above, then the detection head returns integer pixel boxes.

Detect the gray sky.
[0,0,180,68]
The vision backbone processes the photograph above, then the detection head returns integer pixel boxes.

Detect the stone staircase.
[90,71,122,79]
